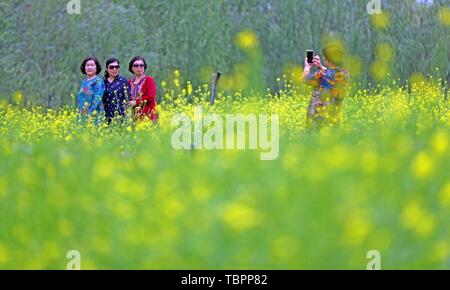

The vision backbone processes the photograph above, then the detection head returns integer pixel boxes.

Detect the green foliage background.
[0,0,449,105]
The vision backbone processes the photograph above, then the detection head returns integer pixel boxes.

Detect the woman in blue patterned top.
[77,56,105,124]
[102,58,131,125]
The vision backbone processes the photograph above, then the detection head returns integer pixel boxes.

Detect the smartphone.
[307,50,314,64]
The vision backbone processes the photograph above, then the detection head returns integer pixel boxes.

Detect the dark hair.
[129,56,147,73]
[322,44,344,67]
[80,56,102,75]
[104,58,120,79]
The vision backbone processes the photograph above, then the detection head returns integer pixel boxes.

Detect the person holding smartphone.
[303,45,349,130]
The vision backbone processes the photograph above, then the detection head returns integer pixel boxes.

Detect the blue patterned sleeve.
[88,78,105,115]
[77,85,83,112]
[304,71,322,88]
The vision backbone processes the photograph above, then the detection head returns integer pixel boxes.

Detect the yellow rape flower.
[0,243,9,263]
[431,130,448,155]
[411,151,434,180]
[235,30,259,49]
[370,11,390,30]
[440,183,450,207]
[438,7,450,26]
[401,200,435,238]
[223,202,260,231]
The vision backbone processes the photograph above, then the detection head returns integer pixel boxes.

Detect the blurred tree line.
[0,0,448,106]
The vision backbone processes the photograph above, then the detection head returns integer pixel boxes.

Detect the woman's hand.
[313,55,326,70]
[304,57,313,70]
[304,57,314,78]
[312,55,321,68]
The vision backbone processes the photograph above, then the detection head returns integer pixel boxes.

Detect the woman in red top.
[128,56,158,122]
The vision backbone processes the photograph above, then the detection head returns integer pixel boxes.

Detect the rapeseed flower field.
[0,75,448,269]
[1,4,449,268]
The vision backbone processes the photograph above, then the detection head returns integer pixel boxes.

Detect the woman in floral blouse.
[303,45,349,130]
[128,56,158,122]
[103,58,131,125]
[77,56,105,124]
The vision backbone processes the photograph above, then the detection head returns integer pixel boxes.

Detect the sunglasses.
[133,64,145,68]
[108,65,120,70]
